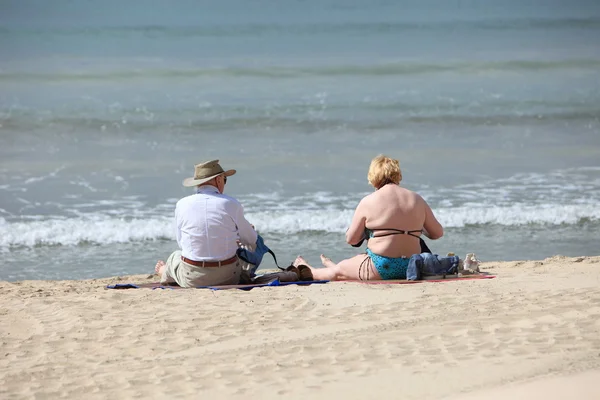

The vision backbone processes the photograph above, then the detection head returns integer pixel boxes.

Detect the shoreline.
[1,255,600,399]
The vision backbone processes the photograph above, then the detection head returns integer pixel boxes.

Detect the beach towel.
[106,273,494,291]
[345,274,495,284]
[106,278,330,291]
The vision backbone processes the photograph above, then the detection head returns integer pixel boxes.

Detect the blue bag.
[236,234,282,277]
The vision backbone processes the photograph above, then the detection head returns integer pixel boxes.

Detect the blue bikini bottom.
[366,249,410,280]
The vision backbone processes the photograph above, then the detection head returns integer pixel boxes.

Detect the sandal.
[285,265,300,275]
[297,265,314,281]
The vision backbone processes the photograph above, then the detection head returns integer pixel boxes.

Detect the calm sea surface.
[1,0,599,280]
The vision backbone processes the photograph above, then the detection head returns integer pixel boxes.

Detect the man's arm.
[175,204,183,249]
[236,204,258,245]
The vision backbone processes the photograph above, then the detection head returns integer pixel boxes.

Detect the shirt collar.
[196,185,220,194]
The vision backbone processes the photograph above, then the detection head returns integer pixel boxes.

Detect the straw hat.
[182,160,236,187]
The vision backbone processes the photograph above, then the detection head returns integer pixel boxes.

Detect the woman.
[294,154,444,281]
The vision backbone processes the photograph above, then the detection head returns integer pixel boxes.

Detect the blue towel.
[106,279,330,291]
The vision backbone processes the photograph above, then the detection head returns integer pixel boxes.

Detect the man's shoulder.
[177,192,242,207]
[218,193,243,207]
[176,194,197,207]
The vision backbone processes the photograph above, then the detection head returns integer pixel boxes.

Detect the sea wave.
[2,59,600,82]
[2,107,598,133]
[2,17,599,38]
[1,202,599,249]
[0,215,173,249]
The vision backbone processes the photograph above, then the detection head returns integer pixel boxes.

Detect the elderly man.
[155,160,257,287]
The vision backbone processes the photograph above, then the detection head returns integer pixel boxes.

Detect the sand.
[1,255,600,399]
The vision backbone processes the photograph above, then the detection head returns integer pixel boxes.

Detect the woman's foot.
[293,255,310,268]
[155,260,166,276]
[320,254,336,268]
[291,256,315,281]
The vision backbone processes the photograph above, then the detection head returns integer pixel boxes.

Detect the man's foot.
[293,256,310,267]
[155,260,166,276]
[320,254,336,268]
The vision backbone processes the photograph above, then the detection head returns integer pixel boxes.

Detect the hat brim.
[182,169,236,187]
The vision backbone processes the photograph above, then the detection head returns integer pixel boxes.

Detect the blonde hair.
[367,154,402,189]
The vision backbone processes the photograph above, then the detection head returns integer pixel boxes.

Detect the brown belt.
[181,255,238,268]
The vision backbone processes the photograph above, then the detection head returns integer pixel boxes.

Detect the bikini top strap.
[406,229,423,238]
[370,228,423,238]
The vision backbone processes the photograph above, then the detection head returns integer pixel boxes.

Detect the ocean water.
[1,0,599,281]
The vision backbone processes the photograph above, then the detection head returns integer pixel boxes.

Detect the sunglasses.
[223,176,228,184]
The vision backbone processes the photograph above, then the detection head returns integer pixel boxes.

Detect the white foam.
[22,166,66,185]
[0,216,173,248]
[3,201,598,249]
[436,203,600,227]
[248,209,355,234]
[2,167,600,249]
[249,203,600,232]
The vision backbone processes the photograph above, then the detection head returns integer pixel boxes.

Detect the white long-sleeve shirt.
[175,185,257,261]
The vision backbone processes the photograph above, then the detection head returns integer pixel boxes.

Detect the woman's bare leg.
[293,254,381,281]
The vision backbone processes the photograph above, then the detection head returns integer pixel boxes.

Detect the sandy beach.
[1,255,599,399]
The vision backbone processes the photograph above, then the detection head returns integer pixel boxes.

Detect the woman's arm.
[345,199,367,245]
[422,200,443,240]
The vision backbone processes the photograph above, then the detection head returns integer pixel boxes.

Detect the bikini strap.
[370,228,423,238]
[406,229,423,238]
[371,229,406,238]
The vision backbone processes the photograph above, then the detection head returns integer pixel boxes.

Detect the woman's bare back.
[349,184,443,258]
